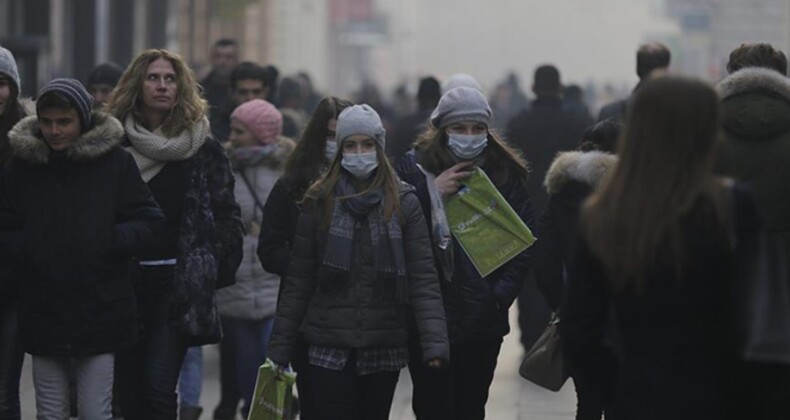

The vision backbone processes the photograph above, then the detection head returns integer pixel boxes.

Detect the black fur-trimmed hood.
[9,111,124,164]
[544,151,617,195]
[717,67,790,141]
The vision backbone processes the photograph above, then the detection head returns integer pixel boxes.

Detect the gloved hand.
[267,358,289,376]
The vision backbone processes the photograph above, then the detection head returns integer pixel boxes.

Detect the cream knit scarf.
[124,115,210,181]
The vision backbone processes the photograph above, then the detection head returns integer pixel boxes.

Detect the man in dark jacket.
[202,39,240,140]
[715,42,790,420]
[387,76,441,162]
[597,43,670,123]
[506,65,589,352]
[211,61,272,143]
[0,79,163,419]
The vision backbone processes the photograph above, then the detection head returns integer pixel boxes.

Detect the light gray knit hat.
[430,86,493,129]
[442,73,483,94]
[0,46,20,93]
[335,104,386,148]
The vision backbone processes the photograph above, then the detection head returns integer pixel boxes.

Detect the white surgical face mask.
[341,151,378,179]
[448,133,488,160]
[325,141,338,160]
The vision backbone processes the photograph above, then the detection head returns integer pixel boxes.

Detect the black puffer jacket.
[257,176,302,278]
[268,181,449,365]
[396,150,535,343]
[0,112,164,356]
[533,151,616,310]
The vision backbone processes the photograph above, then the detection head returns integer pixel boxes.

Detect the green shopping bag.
[445,168,536,277]
[247,359,297,420]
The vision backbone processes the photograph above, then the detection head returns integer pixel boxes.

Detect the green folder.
[445,168,537,277]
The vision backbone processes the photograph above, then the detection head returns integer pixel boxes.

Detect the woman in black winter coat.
[107,49,243,419]
[396,87,535,420]
[257,96,352,420]
[0,79,164,418]
[0,45,29,420]
[533,120,619,420]
[561,75,746,420]
[268,104,449,420]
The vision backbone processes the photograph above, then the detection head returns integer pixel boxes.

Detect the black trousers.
[517,272,552,351]
[117,266,188,420]
[307,356,399,420]
[0,299,23,420]
[214,316,241,419]
[408,337,502,420]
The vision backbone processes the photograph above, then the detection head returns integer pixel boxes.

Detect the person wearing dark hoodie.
[533,120,620,420]
[268,104,449,420]
[0,45,31,420]
[0,78,164,419]
[387,77,441,163]
[715,42,790,420]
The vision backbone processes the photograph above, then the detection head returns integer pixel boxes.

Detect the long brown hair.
[414,125,529,186]
[305,142,401,227]
[284,96,353,199]
[581,75,721,293]
[106,49,208,137]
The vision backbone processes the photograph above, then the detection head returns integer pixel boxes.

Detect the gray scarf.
[124,115,210,181]
[320,175,408,302]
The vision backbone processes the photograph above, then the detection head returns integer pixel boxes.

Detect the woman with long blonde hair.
[108,49,243,419]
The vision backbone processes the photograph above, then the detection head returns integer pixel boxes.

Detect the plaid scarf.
[320,175,408,302]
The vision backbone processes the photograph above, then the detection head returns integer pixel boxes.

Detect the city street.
[19,309,578,419]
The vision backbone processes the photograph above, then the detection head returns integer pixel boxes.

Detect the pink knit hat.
[231,99,283,145]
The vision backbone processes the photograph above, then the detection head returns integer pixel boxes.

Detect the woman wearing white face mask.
[396,86,535,420]
[268,104,449,420]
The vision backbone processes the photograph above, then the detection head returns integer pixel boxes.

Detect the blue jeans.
[178,346,203,407]
[0,300,23,420]
[222,316,274,417]
[117,265,188,420]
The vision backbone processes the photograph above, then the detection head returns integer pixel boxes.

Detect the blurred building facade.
[0,0,387,97]
[663,0,790,79]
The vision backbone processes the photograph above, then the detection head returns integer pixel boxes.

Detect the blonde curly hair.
[107,49,208,137]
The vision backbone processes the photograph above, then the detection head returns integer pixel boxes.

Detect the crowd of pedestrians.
[0,36,789,420]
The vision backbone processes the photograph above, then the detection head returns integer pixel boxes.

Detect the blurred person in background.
[562,75,745,420]
[562,84,593,127]
[597,43,670,123]
[267,104,449,419]
[211,61,273,143]
[490,72,530,133]
[0,45,31,420]
[506,64,588,355]
[85,62,124,109]
[278,76,309,140]
[533,120,621,420]
[715,42,790,420]
[109,49,243,420]
[296,72,323,116]
[202,39,240,141]
[218,99,295,418]
[388,76,441,163]
[397,87,534,420]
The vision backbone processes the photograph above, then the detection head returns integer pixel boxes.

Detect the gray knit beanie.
[442,73,483,94]
[430,86,492,129]
[335,104,386,149]
[37,78,94,131]
[0,46,20,93]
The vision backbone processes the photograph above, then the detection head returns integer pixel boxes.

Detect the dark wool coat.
[267,183,450,365]
[396,150,535,344]
[0,112,164,356]
[560,189,752,420]
[257,176,302,279]
[533,151,616,310]
[159,136,244,346]
[505,96,590,216]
